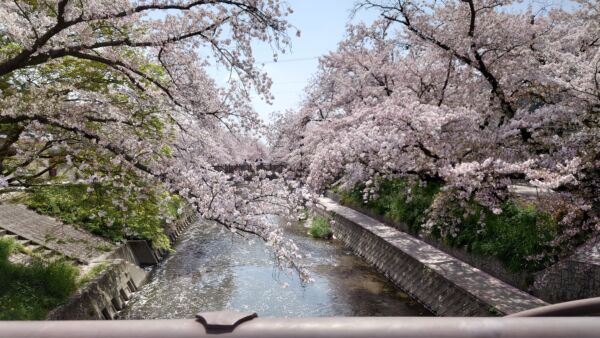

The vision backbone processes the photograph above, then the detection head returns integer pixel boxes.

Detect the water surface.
[120,219,430,318]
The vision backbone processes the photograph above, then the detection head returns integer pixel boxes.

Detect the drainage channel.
[119,218,431,318]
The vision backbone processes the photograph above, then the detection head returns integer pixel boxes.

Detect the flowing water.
[120,218,431,318]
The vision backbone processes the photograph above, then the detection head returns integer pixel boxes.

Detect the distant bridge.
[213,163,287,174]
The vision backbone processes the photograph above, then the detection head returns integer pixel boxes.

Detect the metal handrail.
[1,317,600,338]
[507,297,600,317]
[2,298,600,337]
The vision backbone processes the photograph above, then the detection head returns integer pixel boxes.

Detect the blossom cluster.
[271,0,600,259]
[0,0,305,271]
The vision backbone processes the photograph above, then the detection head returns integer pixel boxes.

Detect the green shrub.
[336,178,573,272]
[77,262,109,287]
[308,215,333,239]
[438,200,561,271]
[0,236,15,261]
[24,184,181,249]
[0,237,79,320]
[339,179,442,234]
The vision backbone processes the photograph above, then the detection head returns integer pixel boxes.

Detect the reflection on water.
[119,219,431,319]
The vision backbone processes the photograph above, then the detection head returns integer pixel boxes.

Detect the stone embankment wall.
[325,192,600,304]
[47,260,147,320]
[324,192,531,290]
[532,236,600,303]
[316,197,548,316]
[109,208,199,266]
[47,208,199,320]
[161,208,199,255]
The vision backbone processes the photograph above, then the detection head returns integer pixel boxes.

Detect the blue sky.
[207,0,379,122]
[205,0,575,123]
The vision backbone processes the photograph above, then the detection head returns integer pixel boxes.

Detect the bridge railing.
[2,317,599,338]
[3,297,600,337]
[212,163,287,174]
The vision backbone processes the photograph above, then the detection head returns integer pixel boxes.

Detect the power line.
[205,56,319,68]
[258,56,318,64]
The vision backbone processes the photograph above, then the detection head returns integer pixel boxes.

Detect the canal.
[119,218,430,318]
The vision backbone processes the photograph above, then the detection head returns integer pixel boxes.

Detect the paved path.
[318,197,548,315]
[570,236,600,265]
[0,204,115,264]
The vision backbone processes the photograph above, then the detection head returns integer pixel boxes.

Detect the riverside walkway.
[0,204,115,264]
[317,196,548,316]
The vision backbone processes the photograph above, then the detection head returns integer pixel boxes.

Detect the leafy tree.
[0,1,305,272]
[272,0,600,266]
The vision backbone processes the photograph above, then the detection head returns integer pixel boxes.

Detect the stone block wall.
[533,260,600,303]
[321,210,490,316]
[532,236,600,303]
[47,207,199,320]
[47,260,148,320]
[316,197,547,316]
[324,191,532,290]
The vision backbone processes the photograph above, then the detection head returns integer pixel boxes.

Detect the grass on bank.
[77,262,109,287]
[0,237,79,320]
[434,199,563,271]
[337,178,584,272]
[308,215,333,239]
[18,184,182,249]
[339,179,442,234]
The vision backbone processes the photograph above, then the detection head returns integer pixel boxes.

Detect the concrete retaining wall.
[316,197,547,316]
[324,191,531,290]
[48,208,199,320]
[164,208,199,245]
[108,209,199,266]
[47,260,147,320]
[533,236,600,303]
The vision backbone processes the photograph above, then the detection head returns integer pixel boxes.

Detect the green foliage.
[337,178,564,272]
[77,262,109,287]
[160,144,173,157]
[0,237,15,261]
[437,200,560,271]
[339,179,442,234]
[308,215,333,239]
[0,237,79,320]
[24,184,182,249]
[300,208,310,221]
[0,41,22,61]
[38,57,117,94]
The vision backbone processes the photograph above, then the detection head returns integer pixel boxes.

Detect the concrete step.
[17,239,31,246]
[8,253,31,265]
[40,249,54,257]
[27,244,42,251]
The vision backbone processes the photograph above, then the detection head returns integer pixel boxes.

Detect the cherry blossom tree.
[272,0,600,262]
[0,0,307,273]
